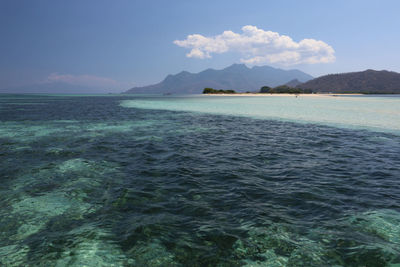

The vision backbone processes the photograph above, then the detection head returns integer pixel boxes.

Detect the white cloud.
[174,25,335,65]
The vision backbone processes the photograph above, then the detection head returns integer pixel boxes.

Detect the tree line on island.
[259,85,313,94]
[203,85,313,94]
[202,88,237,94]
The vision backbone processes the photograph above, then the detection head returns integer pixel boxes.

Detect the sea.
[0,94,400,266]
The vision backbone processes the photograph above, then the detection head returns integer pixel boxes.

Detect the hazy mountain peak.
[177,70,191,75]
[224,63,249,70]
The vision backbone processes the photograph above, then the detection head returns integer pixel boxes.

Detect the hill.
[297,69,400,93]
[125,64,313,94]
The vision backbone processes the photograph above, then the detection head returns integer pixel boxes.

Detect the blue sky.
[1,0,400,91]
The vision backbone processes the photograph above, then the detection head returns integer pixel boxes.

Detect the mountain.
[297,69,400,93]
[125,64,313,94]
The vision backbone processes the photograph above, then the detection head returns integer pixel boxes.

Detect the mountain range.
[125,64,313,94]
[297,69,400,93]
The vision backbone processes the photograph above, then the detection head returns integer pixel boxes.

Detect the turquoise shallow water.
[1,94,400,266]
[120,95,400,134]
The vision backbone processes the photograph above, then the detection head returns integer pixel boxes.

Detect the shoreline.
[202,93,365,97]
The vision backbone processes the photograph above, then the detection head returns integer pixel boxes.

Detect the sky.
[1,0,400,92]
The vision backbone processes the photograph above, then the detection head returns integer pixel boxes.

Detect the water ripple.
[0,95,400,266]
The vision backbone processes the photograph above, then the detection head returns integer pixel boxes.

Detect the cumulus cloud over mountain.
[174,25,335,65]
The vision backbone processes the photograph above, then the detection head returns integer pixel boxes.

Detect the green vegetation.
[260,86,272,93]
[260,85,313,94]
[203,88,236,94]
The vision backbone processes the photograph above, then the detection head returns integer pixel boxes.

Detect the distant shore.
[203,93,364,97]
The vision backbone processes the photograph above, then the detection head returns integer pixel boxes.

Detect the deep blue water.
[1,94,400,266]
